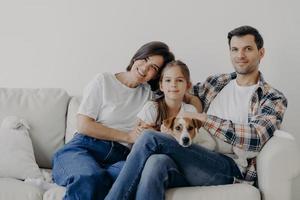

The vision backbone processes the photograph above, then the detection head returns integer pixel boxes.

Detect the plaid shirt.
[193,72,288,183]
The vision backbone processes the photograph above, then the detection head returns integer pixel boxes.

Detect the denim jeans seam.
[122,169,142,200]
[102,141,114,162]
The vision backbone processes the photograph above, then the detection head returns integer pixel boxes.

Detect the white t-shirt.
[78,72,152,134]
[137,101,197,126]
[207,79,257,124]
[207,79,257,171]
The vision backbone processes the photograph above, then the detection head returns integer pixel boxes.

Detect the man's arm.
[184,94,287,152]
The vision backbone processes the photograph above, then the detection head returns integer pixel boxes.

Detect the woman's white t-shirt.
[78,72,152,133]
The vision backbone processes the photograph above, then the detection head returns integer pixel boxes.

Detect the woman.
[52,41,175,200]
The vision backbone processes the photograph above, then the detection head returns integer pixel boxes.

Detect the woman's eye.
[150,65,159,72]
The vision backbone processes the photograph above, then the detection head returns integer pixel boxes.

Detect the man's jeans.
[52,133,130,200]
[105,131,242,200]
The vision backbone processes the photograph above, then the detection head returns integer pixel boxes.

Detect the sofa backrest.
[65,96,81,144]
[0,88,70,168]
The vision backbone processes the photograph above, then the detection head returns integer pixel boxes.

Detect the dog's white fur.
[197,128,258,171]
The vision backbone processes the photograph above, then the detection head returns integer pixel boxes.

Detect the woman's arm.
[77,114,138,144]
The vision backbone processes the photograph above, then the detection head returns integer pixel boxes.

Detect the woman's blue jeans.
[52,133,130,200]
[105,131,242,200]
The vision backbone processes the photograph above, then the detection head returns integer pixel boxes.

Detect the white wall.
[1,0,300,198]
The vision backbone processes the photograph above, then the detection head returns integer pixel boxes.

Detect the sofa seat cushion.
[0,178,43,200]
[43,182,260,200]
[166,183,260,200]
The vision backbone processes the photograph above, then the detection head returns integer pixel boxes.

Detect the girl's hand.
[160,124,172,135]
[128,120,156,143]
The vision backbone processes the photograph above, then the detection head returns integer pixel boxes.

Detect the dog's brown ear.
[192,119,202,129]
[163,117,176,129]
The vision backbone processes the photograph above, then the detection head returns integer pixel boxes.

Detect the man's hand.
[184,93,203,112]
[180,112,208,123]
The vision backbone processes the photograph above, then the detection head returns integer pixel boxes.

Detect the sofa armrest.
[257,130,300,200]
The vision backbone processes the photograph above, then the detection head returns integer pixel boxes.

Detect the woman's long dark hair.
[126,41,175,91]
[155,60,191,125]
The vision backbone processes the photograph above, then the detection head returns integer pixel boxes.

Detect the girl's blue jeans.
[105,130,242,200]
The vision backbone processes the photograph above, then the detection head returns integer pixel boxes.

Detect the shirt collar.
[229,71,268,97]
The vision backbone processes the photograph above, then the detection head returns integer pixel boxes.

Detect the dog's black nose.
[182,137,190,145]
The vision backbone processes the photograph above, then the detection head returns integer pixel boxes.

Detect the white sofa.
[0,88,299,200]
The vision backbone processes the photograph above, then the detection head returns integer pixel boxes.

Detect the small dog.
[162,116,258,171]
[162,116,202,147]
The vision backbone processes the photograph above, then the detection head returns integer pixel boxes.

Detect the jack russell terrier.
[162,116,202,147]
[162,116,258,172]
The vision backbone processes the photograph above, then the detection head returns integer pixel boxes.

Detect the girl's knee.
[143,155,174,174]
[147,154,172,167]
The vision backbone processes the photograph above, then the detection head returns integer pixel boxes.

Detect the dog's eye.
[175,126,181,131]
[188,126,194,131]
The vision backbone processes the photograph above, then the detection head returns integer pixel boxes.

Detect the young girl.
[136,60,199,135]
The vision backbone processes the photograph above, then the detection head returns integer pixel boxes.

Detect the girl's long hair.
[154,60,191,125]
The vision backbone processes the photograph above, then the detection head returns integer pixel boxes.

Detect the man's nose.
[237,50,246,58]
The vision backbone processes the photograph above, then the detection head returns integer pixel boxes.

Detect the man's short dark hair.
[227,25,264,50]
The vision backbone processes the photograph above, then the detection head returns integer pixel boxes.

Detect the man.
[105,25,288,200]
